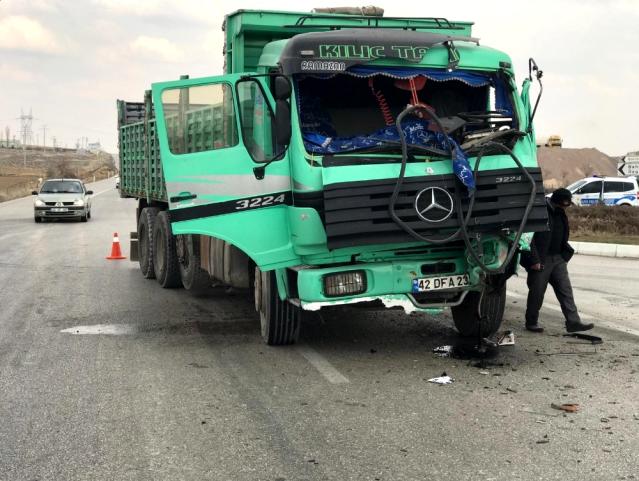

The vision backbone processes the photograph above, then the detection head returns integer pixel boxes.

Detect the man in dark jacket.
[520,188,594,333]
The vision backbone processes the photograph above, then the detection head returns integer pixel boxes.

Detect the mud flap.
[129,232,139,262]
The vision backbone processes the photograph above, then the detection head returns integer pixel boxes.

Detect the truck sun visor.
[279,29,479,74]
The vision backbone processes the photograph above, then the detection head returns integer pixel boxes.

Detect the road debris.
[433,345,453,357]
[563,333,603,345]
[428,373,454,385]
[482,330,515,348]
[551,403,579,413]
[536,435,550,444]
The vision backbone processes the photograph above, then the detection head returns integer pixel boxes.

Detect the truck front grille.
[320,167,548,250]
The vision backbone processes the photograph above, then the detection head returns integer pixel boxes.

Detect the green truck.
[117,8,547,345]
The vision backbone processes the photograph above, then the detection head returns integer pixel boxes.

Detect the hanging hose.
[369,77,395,127]
[389,104,462,245]
[390,104,538,274]
[455,141,537,275]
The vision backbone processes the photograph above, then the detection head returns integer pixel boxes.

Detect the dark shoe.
[526,323,544,333]
[566,321,594,333]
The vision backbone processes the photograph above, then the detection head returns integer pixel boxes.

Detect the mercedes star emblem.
[414,187,454,223]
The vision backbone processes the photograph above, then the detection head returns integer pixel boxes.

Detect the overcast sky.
[1,0,638,156]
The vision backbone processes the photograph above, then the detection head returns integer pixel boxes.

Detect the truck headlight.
[74,199,85,206]
[323,270,367,297]
[34,198,45,207]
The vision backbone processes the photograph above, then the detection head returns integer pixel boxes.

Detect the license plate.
[412,274,469,292]
[51,207,68,212]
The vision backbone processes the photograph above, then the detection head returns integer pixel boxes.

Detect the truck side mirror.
[275,100,291,147]
[273,75,292,146]
[526,58,543,133]
[273,75,291,101]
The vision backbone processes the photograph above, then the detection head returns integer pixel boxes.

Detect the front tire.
[177,234,211,296]
[255,268,300,345]
[138,207,159,279]
[451,283,506,337]
[34,216,42,223]
[152,210,182,288]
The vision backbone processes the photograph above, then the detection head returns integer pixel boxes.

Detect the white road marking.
[296,344,349,384]
[61,324,136,335]
[507,291,639,337]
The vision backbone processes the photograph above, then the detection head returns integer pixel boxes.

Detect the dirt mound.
[537,147,617,190]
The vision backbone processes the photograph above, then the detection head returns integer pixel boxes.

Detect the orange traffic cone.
[106,232,126,260]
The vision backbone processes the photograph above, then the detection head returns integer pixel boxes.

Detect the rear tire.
[153,210,182,288]
[451,283,506,337]
[177,234,211,296]
[255,268,300,345]
[138,207,160,279]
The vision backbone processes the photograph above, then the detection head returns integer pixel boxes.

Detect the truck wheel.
[80,214,88,222]
[137,207,159,279]
[34,217,42,223]
[255,267,300,345]
[451,284,506,337]
[177,234,211,296]
[153,211,182,288]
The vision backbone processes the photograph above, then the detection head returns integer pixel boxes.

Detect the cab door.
[152,74,298,270]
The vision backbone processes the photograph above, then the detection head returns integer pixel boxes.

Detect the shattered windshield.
[295,67,517,156]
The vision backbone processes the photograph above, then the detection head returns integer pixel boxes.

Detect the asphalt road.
[1,179,638,481]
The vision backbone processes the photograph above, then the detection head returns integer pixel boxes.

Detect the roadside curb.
[572,241,639,259]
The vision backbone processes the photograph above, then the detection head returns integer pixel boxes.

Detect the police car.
[559,176,639,206]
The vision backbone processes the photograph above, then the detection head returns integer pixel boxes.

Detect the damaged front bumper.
[295,236,519,313]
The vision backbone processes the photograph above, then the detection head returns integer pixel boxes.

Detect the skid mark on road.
[296,344,349,384]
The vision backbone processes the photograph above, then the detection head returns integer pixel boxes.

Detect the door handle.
[170,193,197,203]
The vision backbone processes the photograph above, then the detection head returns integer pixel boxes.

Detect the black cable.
[456,140,537,275]
[389,104,537,274]
[388,104,463,245]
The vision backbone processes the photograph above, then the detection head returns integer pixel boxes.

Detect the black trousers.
[525,254,581,326]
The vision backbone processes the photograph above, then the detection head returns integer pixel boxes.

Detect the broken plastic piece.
[428,373,454,385]
[497,330,515,346]
[483,330,515,348]
[551,403,579,413]
[432,345,453,357]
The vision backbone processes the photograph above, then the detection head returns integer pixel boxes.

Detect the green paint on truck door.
[152,74,300,270]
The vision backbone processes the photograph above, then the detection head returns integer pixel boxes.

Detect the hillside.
[537,147,618,190]
[0,147,116,202]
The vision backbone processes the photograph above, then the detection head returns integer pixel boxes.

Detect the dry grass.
[567,205,639,244]
[0,147,116,202]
